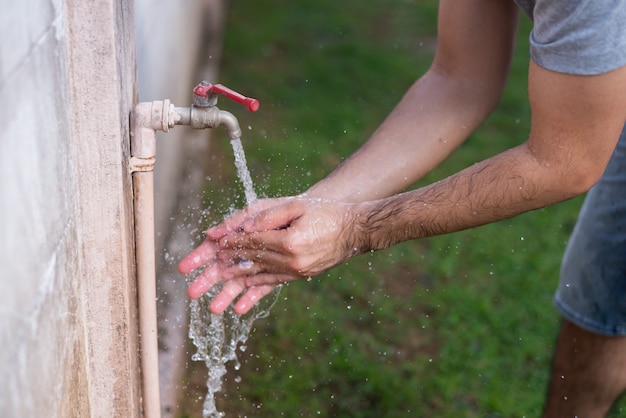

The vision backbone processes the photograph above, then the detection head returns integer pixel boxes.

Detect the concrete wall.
[0,0,140,416]
[0,0,224,416]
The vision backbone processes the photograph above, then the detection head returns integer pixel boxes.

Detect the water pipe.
[129,82,259,418]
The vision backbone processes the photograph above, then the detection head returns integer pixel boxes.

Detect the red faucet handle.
[193,83,260,112]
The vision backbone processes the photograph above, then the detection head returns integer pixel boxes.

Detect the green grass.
[177,1,624,417]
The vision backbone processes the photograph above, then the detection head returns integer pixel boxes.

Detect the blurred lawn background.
[178,1,624,417]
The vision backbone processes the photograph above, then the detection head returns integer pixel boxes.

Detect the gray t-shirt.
[515,0,626,75]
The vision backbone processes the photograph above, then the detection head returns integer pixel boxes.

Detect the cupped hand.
[178,196,364,314]
[207,196,362,280]
[176,235,282,314]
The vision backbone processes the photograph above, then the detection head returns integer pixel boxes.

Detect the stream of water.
[188,137,280,418]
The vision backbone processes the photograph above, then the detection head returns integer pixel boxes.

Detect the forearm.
[306,67,503,203]
[354,143,579,251]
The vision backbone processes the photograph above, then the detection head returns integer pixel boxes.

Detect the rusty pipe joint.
[174,106,242,140]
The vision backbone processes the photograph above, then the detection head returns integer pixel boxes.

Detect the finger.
[205,199,280,239]
[218,229,289,254]
[216,249,297,279]
[233,284,278,315]
[208,198,301,239]
[240,200,303,233]
[178,239,218,274]
[186,265,221,299]
[210,280,247,314]
[206,210,249,239]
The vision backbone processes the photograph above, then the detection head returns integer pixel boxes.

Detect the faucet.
[129,82,258,418]
[177,81,259,139]
[130,82,259,166]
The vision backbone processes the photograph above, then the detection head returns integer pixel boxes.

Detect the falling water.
[188,137,280,418]
[230,137,257,203]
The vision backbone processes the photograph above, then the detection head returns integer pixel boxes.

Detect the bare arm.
[358,60,626,250]
[307,0,519,201]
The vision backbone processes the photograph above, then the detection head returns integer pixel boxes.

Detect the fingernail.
[235,302,248,315]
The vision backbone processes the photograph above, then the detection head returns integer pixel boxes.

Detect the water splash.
[188,137,280,418]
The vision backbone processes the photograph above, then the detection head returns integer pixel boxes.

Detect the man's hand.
[178,230,286,315]
[210,196,362,276]
[178,196,362,314]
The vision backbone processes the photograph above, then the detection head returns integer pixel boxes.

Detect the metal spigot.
[173,82,260,140]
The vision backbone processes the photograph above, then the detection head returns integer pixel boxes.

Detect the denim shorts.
[555,124,626,336]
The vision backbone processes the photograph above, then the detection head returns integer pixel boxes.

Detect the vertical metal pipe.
[129,98,245,417]
[130,101,167,418]
[133,170,160,418]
